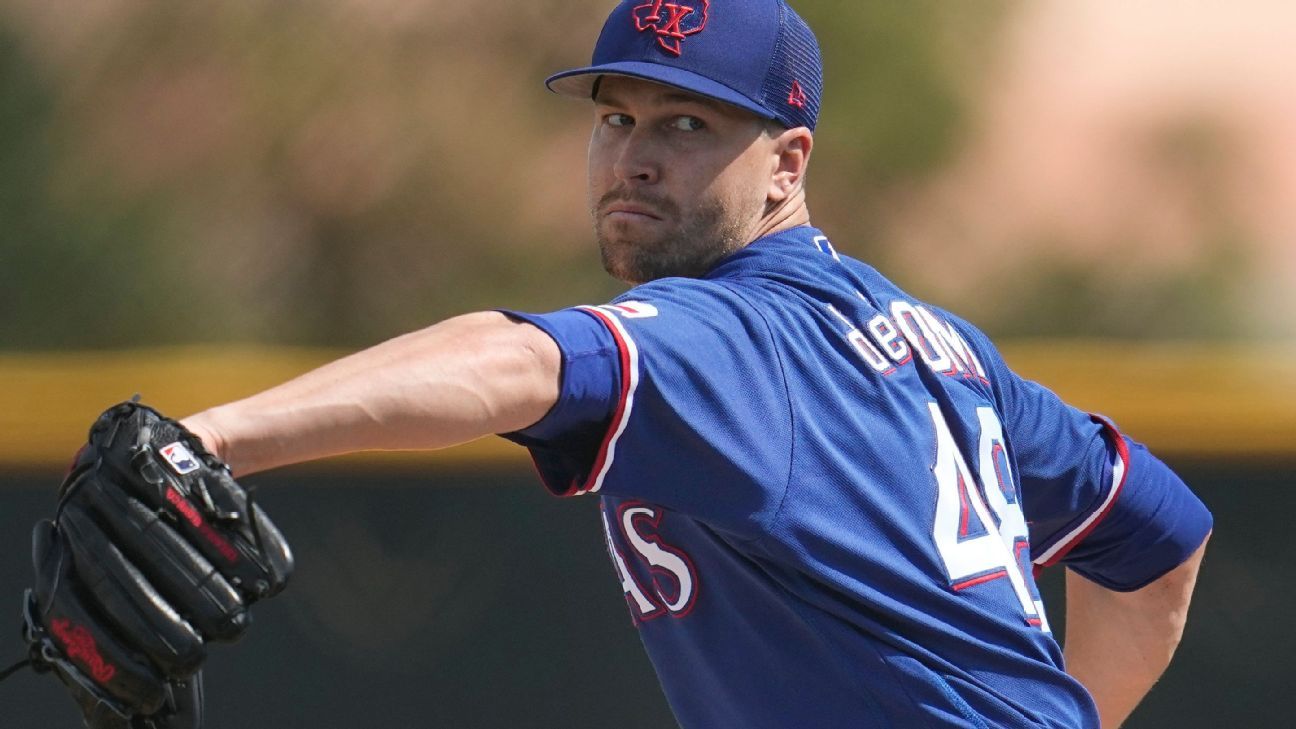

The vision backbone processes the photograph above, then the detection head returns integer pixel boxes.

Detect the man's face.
[587,76,780,284]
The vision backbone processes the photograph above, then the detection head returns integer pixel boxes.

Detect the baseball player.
[175,1,1209,727]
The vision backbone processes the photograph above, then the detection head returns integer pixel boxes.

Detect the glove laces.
[0,657,32,683]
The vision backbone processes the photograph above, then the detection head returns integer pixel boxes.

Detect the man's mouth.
[604,203,663,221]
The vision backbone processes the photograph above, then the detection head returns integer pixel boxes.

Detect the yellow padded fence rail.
[1,342,1293,470]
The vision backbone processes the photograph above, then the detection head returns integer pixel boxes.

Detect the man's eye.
[671,116,705,132]
[605,113,633,127]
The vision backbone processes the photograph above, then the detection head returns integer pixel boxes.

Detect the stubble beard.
[594,191,752,285]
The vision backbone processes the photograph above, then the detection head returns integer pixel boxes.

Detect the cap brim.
[545,62,777,122]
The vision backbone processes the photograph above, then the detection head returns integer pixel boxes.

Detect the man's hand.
[1063,534,1210,728]
[19,401,293,728]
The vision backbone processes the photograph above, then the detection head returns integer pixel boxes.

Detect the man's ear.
[768,127,813,203]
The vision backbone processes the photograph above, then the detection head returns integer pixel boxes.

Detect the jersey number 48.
[928,403,1049,631]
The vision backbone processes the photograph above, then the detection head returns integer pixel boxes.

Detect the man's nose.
[612,130,659,185]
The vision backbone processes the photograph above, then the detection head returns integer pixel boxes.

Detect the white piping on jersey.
[826,304,854,328]
[1032,445,1128,565]
[577,305,643,495]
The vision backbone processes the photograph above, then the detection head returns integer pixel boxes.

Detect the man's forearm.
[1063,534,1210,728]
[182,312,560,475]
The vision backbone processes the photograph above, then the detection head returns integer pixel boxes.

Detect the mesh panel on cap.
[760,2,823,130]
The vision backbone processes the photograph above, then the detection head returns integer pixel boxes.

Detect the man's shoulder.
[830,253,1003,359]
[613,275,772,322]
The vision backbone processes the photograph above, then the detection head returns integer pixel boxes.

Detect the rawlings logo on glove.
[50,619,118,684]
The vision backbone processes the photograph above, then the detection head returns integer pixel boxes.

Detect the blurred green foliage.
[0,0,1270,349]
[0,29,192,348]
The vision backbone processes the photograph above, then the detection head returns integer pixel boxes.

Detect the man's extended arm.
[182,312,561,475]
[1063,534,1210,729]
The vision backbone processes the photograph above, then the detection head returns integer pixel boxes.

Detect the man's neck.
[748,189,812,244]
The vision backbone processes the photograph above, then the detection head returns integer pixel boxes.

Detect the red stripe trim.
[953,569,1008,591]
[574,307,636,495]
[1036,416,1130,568]
[957,473,971,537]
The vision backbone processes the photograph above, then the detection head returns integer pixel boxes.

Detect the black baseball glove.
[9,400,293,728]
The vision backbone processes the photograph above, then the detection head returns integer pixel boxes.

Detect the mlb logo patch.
[160,442,201,475]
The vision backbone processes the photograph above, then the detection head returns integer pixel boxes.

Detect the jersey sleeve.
[504,280,794,537]
[1054,435,1212,591]
[967,329,1213,591]
[498,307,624,497]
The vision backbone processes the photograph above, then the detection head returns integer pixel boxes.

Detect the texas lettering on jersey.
[601,500,699,622]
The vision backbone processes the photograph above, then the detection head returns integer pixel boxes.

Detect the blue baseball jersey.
[503,225,1212,728]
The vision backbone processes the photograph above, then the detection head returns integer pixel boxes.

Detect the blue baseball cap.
[545,0,823,131]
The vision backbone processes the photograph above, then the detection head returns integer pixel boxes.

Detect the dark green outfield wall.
[0,459,1288,728]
